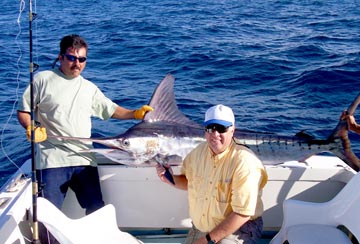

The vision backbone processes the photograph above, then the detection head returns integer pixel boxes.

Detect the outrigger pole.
[28,0,41,243]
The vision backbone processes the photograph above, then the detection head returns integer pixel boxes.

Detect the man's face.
[59,47,87,78]
[205,124,235,155]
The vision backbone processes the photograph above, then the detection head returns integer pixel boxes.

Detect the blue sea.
[0,0,360,187]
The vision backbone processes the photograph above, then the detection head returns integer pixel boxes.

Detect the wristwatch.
[206,233,216,244]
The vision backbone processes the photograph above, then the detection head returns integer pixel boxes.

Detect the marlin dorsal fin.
[144,74,199,126]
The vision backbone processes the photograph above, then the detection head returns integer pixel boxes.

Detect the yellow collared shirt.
[181,140,268,232]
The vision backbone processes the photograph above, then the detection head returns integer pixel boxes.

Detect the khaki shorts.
[185,217,263,244]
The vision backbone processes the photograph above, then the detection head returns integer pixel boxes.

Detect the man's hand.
[134,105,153,120]
[156,163,175,185]
[26,125,47,143]
[341,110,360,133]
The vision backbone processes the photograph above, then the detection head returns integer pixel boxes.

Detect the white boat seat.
[0,215,25,244]
[270,172,360,244]
[35,197,143,244]
[286,224,352,244]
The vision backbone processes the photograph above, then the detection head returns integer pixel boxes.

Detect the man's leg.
[70,166,105,215]
[184,224,208,244]
[184,218,263,244]
[220,217,263,244]
[36,168,72,244]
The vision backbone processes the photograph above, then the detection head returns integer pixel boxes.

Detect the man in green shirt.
[18,34,152,243]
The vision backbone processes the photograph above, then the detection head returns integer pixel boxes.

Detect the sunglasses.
[63,54,87,63]
[205,124,231,134]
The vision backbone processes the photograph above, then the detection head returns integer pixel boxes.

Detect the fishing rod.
[28,0,41,243]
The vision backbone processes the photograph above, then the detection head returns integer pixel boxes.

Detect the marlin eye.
[122,139,130,147]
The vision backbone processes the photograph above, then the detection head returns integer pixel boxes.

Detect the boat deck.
[130,229,275,243]
[138,235,273,243]
[1,157,354,244]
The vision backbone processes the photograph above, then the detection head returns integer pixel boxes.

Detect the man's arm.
[348,115,360,134]
[111,105,153,120]
[341,111,360,134]
[171,174,188,190]
[111,106,136,119]
[17,111,31,128]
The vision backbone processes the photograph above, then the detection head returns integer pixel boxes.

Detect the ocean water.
[0,0,360,187]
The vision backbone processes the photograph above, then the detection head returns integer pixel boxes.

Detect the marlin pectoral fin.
[153,153,177,185]
[164,167,175,185]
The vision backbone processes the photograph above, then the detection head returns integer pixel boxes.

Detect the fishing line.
[0,0,27,173]
[0,0,39,176]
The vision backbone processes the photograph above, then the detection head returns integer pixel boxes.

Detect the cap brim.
[203,119,233,127]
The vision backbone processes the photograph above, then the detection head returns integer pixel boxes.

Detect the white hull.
[0,155,355,243]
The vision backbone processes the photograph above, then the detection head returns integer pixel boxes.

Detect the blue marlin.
[53,74,360,171]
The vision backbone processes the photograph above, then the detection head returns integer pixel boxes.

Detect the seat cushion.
[286,224,352,244]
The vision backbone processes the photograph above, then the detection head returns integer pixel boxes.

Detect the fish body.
[90,121,205,166]
[53,74,360,171]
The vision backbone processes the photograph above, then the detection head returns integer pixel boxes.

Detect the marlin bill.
[53,74,360,171]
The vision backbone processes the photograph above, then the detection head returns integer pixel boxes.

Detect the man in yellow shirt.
[156,104,268,244]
